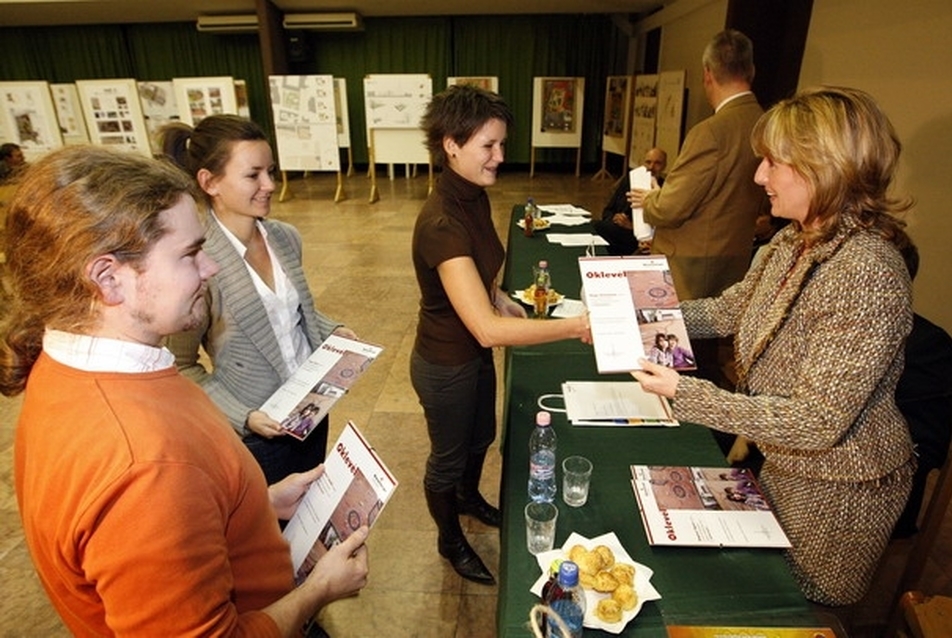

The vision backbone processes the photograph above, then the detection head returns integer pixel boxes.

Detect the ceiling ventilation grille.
[195,14,258,33]
[282,12,363,31]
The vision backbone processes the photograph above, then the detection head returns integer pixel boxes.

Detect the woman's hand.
[246,409,286,438]
[631,358,680,398]
[269,465,325,520]
[576,312,593,345]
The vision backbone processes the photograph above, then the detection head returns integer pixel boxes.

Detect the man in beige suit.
[632,29,768,301]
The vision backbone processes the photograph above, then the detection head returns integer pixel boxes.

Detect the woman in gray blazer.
[162,115,354,485]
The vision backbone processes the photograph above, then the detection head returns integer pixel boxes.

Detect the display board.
[530,77,585,176]
[75,79,151,157]
[531,77,585,147]
[363,74,432,202]
[333,78,351,149]
[0,81,64,161]
[447,76,499,92]
[655,70,686,164]
[629,74,659,168]
[601,76,634,158]
[172,76,238,126]
[268,75,340,172]
[363,73,430,164]
[363,74,431,130]
[50,83,89,145]
[137,81,179,154]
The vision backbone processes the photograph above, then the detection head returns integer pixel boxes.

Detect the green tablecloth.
[496,206,820,636]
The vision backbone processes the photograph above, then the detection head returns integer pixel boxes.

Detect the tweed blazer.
[166,215,340,435]
[643,93,768,300]
[674,219,914,482]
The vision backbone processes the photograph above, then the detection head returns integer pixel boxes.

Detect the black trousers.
[411,350,496,493]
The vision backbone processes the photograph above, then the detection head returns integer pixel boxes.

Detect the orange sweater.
[15,353,294,636]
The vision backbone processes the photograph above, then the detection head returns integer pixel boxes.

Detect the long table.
[496,206,834,636]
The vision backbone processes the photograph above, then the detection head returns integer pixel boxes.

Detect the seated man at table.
[593,147,667,256]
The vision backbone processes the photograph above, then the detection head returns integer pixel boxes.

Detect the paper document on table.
[579,255,695,374]
[548,233,609,247]
[629,166,654,241]
[544,214,591,227]
[537,203,592,216]
[562,381,677,426]
[551,298,587,318]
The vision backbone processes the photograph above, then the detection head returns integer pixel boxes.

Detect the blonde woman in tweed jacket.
[162,115,354,485]
[634,87,915,607]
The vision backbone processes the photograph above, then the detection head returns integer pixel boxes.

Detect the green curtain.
[1,15,626,168]
[308,14,620,165]
[308,17,452,162]
[0,25,132,82]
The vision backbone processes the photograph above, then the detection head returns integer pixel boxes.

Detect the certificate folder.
[579,255,696,374]
[631,465,790,548]
[259,334,383,440]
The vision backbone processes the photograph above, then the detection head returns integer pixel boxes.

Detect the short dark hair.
[421,85,513,167]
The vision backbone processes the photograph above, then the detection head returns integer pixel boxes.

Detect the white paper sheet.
[547,233,609,247]
[628,166,654,241]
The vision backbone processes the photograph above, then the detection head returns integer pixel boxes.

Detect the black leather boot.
[425,486,495,585]
[457,452,502,528]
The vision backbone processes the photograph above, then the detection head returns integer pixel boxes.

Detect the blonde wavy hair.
[751,86,912,247]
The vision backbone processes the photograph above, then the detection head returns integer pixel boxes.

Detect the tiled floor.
[1,167,949,637]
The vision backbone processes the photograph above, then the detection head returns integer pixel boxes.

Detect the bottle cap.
[558,560,580,587]
[536,411,551,427]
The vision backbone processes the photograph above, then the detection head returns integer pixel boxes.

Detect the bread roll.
[610,563,635,586]
[596,598,623,623]
[593,544,615,569]
[612,583,638,611]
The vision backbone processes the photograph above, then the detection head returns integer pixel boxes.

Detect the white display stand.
[75,79,151,158]
[0,81,65,162]
[447,76,499,92]
[137,81,179,154]
[655,70,686,167]
[172,76,238,126]
[268,74,343,203]
[530,77,585,178]
[594,75,634,181]
[629,74,659,170]
[333,78,354,177]
[50,83,89,145]
[363,74,432,203]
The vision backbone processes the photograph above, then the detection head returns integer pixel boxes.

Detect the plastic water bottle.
[528,410,557,503]
[545,560,586,638]
[533,260,551,319]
